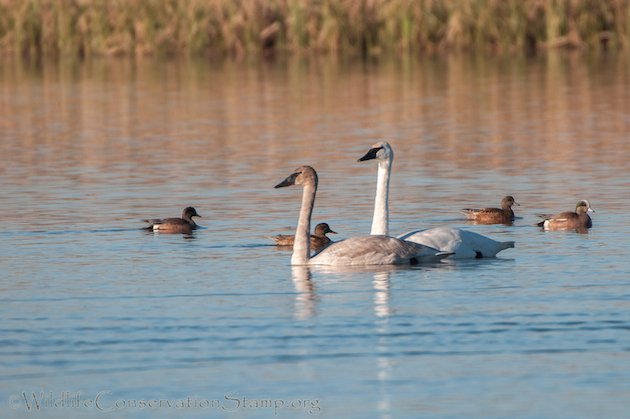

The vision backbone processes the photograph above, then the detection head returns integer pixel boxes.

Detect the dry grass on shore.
[0,0,628,59]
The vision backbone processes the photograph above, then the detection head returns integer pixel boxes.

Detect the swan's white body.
[397,228,513,259]
[275,166,451,266]
[359,142,514,259]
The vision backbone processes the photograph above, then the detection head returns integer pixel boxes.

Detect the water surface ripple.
[1,54,629,418]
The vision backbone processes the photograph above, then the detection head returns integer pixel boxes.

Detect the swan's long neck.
[371,159,391,236]
[292,182,316,265]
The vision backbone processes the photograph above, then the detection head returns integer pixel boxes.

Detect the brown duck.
[143,206,201,234]
[537,200,594,231]
[272,222,337,250]
[462,196,519,224]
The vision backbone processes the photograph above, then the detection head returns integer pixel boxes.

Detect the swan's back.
[398,227,514,259]
[310,235,449,266]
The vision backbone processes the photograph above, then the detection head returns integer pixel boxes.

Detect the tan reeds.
[0,0,628,58]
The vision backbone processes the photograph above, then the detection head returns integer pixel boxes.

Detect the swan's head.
[358,141,393,163]
[182,207,201,219]
[314,223,337,236]
[275,165,318,189]
[576,200,594,214]
[501,196,519,208]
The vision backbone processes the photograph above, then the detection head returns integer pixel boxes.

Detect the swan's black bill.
[275,172,299,188]
[358,146,383,162]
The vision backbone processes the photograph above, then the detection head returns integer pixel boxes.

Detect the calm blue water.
[1,54,629,418]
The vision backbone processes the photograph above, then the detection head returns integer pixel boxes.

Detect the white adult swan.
[358,142,514,258]
[275,165,451,266]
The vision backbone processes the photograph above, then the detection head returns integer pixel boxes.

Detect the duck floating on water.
[272,222,337,251]
[143,206,201,234]
[462,195,519,225]
[537,200,594,231]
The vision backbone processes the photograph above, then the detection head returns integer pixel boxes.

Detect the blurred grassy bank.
[1,0,628,59]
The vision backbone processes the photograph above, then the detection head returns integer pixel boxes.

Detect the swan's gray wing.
[310,235,449,266]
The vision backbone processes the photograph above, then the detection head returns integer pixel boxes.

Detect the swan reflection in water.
[372,270,393,418]
[291,266,317,320]
[371,269,391,319]
[299,265,395,417]
[292,265,401,320]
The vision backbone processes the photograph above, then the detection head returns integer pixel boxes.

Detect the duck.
[462,195,519,224]
[272,222,337,250]
[274,166,451,266]
[358,141,514,258]
[537,200,594,231]
[143,206,201,234]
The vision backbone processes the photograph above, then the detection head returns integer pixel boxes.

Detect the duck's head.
[182,206,201,219]
[275,165,318,189]
[315,223,337,236]
[358,141,393,163]
[502,196,519,208]
[576,200,594,214]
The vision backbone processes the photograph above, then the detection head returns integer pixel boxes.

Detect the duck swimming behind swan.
[275,166,451,266]
[272,222,337,250]
[462,195,519,224]
[143,206,201,234]
[358,141,514,258]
